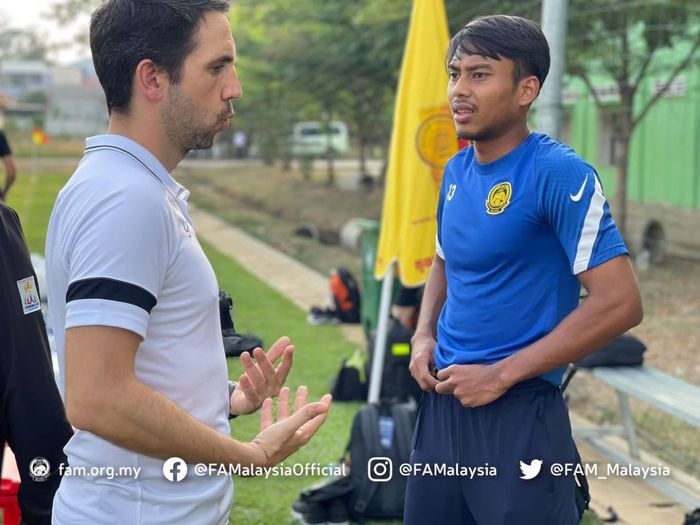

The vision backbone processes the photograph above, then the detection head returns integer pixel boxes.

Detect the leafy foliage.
[566,0,700,235]
[0,22,49,61]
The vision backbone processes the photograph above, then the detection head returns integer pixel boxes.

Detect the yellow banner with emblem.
[374,0,456,286]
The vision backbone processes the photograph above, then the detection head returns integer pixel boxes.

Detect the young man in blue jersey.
[405,15,643,524]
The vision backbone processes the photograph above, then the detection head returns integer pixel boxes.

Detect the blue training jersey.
[435,133,628,385]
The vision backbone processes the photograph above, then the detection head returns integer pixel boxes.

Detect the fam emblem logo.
[17,276,42,315]
[486,182,513,215]
[29,457,51,482]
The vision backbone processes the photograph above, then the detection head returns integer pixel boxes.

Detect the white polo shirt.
[46,135,233,524]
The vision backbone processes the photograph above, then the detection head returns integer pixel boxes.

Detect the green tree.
[566,0,700,238]
[0,22,49,61]
[232,0,408,185]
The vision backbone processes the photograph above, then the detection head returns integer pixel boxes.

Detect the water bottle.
[378,416,395,449]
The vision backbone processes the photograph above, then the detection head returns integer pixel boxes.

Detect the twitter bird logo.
[519,459,543,480]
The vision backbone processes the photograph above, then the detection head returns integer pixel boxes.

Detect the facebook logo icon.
[163,457,188,482]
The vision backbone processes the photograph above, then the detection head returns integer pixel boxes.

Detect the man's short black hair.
[446,15,550,91]
[90,0,231,115]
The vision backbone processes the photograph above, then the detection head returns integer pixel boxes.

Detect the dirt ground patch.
[176,161,383,279]
[178,161,700,475]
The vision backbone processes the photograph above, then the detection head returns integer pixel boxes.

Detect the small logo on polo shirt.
[486,182,512,215]
[447,184,457,201]
[17,276,42,315]
[183,219,192,238]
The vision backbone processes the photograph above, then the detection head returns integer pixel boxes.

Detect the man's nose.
[224,73,242,101]
[451,76,471,99]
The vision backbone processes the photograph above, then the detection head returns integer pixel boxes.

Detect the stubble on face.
[162,83,232,155]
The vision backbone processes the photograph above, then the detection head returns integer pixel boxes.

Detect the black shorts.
[0,131,12,157]
[404,379,580,525]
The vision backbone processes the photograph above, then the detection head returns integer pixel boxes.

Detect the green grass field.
[5,172,601,524]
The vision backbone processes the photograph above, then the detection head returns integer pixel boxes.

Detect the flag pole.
[367,262,394,404]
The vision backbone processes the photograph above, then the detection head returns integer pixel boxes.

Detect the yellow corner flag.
[374,0,456,286]
[32,127,49,145]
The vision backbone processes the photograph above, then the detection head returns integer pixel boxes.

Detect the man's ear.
[519,76,541,107]
[133,59,167,104]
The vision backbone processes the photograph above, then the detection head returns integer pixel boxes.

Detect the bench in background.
[573,365,700,509]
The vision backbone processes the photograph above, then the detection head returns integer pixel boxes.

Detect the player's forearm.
[495,288,643,387]
[2,157,16,193]
[67,377,255,466]
[413,255,447,340]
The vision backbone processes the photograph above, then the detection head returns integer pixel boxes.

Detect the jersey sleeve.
[435,168,448,260]
[62,187,171,337]
[536,152,628,275]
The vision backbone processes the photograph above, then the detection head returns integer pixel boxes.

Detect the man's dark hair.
[90,0,231,115]
[446,15,550,91]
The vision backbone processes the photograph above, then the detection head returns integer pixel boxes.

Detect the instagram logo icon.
[367,457,393,482]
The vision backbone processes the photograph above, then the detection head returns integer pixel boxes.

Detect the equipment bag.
[577,334,646,368]
[366,318,422,403]
[330,267,361,323]
[291,402,415,523]
[331,350,368,402]
[346,403,416,522]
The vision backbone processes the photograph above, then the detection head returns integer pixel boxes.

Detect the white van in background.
[290,121,349,157]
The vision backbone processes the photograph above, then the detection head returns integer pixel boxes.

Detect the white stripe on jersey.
[436,235,445,259]
[573,175,606,274]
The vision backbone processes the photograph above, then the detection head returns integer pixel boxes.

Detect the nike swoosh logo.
[570,175,588,202]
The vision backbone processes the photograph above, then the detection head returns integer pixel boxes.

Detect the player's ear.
[519,75,540,107]
[134,59,167,104]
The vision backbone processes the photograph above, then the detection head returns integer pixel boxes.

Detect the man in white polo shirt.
[45,1,331,523]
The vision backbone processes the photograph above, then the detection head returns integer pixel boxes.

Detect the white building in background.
[52,65,83,87]
[45,84,107,136]
[45,59,108,136]
[0,60,51,102]
[45,59,107,137]
[0,58,108,136]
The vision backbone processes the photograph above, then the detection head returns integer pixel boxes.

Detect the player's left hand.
[229,336,295,416]
[434,364,509,407]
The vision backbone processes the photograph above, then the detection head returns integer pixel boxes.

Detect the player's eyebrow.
[207,54,235,67]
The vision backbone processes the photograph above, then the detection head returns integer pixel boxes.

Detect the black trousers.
[0,202,73,525]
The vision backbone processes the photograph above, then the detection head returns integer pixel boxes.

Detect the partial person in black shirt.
[0,201,73,525]
[0,131,17,201]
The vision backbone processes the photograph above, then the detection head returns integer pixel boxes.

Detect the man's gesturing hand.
[230,336,295,416]
[434,364,509,407]
[247,386,332,468]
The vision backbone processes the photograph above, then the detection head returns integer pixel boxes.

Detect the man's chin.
[190,135,216,152]
[457,129,490,142]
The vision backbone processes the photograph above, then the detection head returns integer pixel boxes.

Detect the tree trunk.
[613,134,630,240]
[613,86,634,242]
[323,109,335,186]
[378,142,389,188]
[359,137,368,175]
[326,150,336,186]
